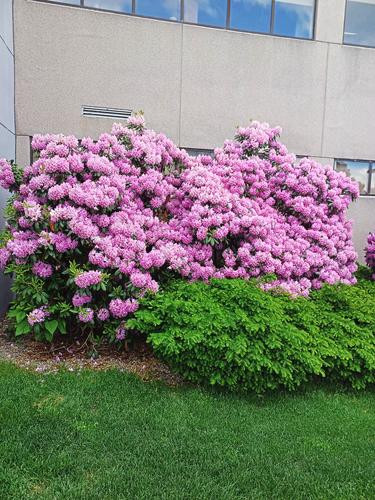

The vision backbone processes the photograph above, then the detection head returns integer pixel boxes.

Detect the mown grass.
[0,362,374,499]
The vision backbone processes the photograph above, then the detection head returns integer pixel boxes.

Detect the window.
[335,159,374,195]
[230,0,272,34]
[184,0,227,27]
[184,148,214,158]
[51,0,80,3]
[36,1,316,40]
[230,0,314,37]
[344,0,375,47]
[84,0,131,13]
[274,0,315,39]
[135,0,180,20]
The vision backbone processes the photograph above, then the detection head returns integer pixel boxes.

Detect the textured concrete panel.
[14,0,182,142]
[315,0,346,44]
[0,40,15,133]
[0,0,13,53]
[323,44,375,160]
[15,134,30,167]
[180,25,328,155]
[347,197,375,264]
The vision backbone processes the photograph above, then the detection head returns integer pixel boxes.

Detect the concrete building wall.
[0,0,14,312]
[12,0,375,261]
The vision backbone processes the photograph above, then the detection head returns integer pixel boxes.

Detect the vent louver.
[82,105,132,120]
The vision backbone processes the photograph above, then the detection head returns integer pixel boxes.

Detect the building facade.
[0,0,14,312]
[2,0,375,267]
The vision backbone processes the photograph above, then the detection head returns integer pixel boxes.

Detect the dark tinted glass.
[230,0,272,33]
[184,0,227,27]
[274,0,314,39]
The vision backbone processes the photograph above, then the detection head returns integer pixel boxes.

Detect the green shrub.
[127,275,375,392]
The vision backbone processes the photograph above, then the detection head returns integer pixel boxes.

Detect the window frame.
[335,158,375,196]
[343,0,375,49]
[32,0,317,42]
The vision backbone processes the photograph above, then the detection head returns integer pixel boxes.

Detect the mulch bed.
[0,316,183,386]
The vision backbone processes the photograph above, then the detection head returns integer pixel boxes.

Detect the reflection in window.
[185,148,214,158]
[344,0,375,47]
[136,0,180,20]
[38,1,316,40]
[230,0,272,33]
[274,0,314,38]
[335,159,374,195]
[84,0,132,13]
[184,0,227,27]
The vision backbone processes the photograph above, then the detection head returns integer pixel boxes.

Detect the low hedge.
[127,270,375,392]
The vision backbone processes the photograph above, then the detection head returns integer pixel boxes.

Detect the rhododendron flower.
[23,201,42,221]
[0,248,10,270]
[27,306,50,326]
[51,233,78,253]
[0,159,15,190]
[365,232,375,279]
[32,261,53,278]
[72,293,92,307]
[78,308,94,322]
[116,328,127,340]
[109,298,139,318]
[97,308,110,321]
[75,270,102,288]
[127,114,145,129]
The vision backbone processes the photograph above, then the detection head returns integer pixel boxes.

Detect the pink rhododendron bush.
[0,115,360,341]
[366,232,375,279]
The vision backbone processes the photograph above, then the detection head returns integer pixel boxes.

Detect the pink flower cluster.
[72,293,92,307]
[32,261,53,278]
[78,308,94,323]
[27,306,50,326]
[75,270,102,288]
[109,298,139,318]
[0,158,15,190]
[0,114,360,334]
[116,327,127,341]
[365,232,375,279]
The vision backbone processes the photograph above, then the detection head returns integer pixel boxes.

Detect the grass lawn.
[0,362,374,499]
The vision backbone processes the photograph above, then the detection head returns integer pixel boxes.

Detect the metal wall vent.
[82,105,132,120]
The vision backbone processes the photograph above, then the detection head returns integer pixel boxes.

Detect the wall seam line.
[12,0,17,162]
[320,43,330,158]
[178,24,184,147]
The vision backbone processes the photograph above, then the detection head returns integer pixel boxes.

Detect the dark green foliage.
[128,275,375,392]
[4,262,73,341]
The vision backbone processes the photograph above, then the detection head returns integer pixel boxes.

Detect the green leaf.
[58,319,67,335]
[15,320,31,336]
[45,320,59,336]
[16,311,26,322]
